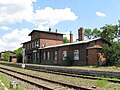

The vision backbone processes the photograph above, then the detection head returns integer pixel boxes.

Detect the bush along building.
[22,27,110,66]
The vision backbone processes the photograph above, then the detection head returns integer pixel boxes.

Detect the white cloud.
[0,26,10,30]
[31,7,78,29]
[0,28,31,51]
[0,0,78,51]
[0,0,36,23]
[96,12,106,17]
[0,0,77,28]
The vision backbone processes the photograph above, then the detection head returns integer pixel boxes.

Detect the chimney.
[49,28,51,32]
[56,29,58,33]
[78,27,84,41]
[70,31,73,43]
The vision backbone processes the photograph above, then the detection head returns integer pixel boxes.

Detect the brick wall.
[40,32,63,41]
[40,39,63,48]
[87,49,101,65]
[40,43,88,66]
[40,39,107,66]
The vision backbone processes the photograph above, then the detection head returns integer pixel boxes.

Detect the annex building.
[22,28,109,66]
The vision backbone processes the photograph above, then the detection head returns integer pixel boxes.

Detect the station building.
[22,28,109,65]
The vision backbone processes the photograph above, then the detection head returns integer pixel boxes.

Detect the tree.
[116,20,120,42]
[14,47,22,63]
[100,22,119,42]
[102,42,120,66]
[3,51,11,62]
[63,37,70,43]
[84,29,92,39]
[92,28,101,39]
[84,28,101,39]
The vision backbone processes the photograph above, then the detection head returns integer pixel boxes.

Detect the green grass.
[95,80,108,87]
[0,73,24,90]
[0,84,4,90]
[0,73,10,88]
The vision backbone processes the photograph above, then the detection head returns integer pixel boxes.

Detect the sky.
[0,0,120,51]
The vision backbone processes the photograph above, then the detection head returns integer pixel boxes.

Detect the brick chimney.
[70,31,73,43]
[49,28,51,32]
[78,27,84,41]
[56,29,58,33]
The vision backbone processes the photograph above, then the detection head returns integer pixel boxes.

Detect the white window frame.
[74,50,79,60]
[37,53,39,59]
[55,51,57,60]
[34,41,36,48]
[63,51,67,60]
[37,40,39,47]
[43,52,46,60]
[47,52,50,60]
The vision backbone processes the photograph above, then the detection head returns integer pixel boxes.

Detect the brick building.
[0,51,17,62]
[22,28,109,65]
[22,28,64,63]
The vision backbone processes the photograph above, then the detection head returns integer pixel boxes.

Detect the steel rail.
[0,66,94,90]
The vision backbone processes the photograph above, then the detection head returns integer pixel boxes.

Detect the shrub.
[63,56,74,66]
[102,42,120,66]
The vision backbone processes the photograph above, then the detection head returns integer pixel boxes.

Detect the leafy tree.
[63,37,70,43]
[84,29,92,39]
[102,42,120,66]
[3,51,11,62]
[100,21,120,42]
[14,47,22,63]
[116,20,120,42]
[84,28,101,39]
[92,28,101,39]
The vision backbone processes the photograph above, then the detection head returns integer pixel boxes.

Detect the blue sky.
[0,0,120,51]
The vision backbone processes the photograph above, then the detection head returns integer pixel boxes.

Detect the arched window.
[74,50,79,60]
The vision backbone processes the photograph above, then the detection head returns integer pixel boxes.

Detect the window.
[34,53,36,60]
[47,52,50,60]
[34,41,36,48]
[55,51,57,60]
[32,42,34,48]
[63,51,67,60]
[37,53,39,60]
[74,50,79,60]
[37,40,39,47]
[43,52,46,60]
[30,43,31,49]
[29,43,30,49]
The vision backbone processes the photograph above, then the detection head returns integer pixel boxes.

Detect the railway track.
[33,68,120,84]
[0,62,120,84]
[0,61,120,79]
[0,66,94,90]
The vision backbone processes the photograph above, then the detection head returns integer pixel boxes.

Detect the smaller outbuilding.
[0,51,17,62]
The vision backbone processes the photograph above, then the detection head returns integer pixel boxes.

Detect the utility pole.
[22,48,25,69]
